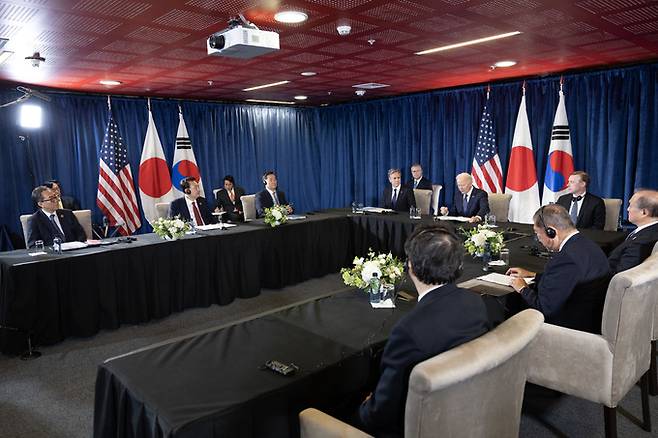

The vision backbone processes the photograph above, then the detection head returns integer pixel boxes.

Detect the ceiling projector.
[207,25,279,59]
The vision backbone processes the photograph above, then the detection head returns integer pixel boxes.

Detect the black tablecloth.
[0,211,625,353]
[0,213,351,352]
[94,291,413,438]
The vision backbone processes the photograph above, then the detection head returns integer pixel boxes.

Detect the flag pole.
[107,95,111,113]
[147,97,151,112]
[522,81,526,96]
[559,75,564,93]
[486,84,490,100]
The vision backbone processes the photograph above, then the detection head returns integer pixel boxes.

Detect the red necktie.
[192,201,204,225]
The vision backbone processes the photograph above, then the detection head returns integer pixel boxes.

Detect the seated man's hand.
[510,277,528,293]
[506,267,535,278]
[286,205,293,214]
[439,206,449,216]
[469,216,481,223]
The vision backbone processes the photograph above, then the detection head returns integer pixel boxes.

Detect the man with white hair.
[608,189,658,274]
[440,173,489,223]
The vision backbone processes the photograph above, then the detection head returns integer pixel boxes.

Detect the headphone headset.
[180,177,194,195]
[537,206,557,238]
[262,171,274,185]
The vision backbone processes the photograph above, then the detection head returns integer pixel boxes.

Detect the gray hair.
[31,186,49,205]
[388,168,401,177]
[634,189,658,217]
[533,204,576,231]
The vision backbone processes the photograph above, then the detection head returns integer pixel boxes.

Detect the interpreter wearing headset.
[254,170,293,218]
[505,204,610,334]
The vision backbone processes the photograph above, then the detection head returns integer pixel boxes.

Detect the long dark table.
[0,211,625,354]
[92,215,626,438]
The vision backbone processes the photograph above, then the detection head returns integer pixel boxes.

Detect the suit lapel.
[577,194,590,225]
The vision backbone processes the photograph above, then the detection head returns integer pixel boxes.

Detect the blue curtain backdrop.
[1,62,657,246]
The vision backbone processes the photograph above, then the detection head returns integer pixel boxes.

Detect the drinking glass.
[486,213,497,226]
[34,240,44,253]
[499,248,510,266]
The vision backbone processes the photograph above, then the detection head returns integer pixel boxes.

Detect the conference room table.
[0,211,625,355]
[88,212,625,438]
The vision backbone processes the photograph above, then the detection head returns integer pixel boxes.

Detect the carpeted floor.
[0,273,656,438]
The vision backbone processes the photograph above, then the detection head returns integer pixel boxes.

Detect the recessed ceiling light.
[99,79,122,86]
[274,11,308,24]
[245,99,296,105]
[294,95,307,100]
[242,80,290,92]
[300,71,316,76]
[494,60,517,68]
[0,50,13,65]
[415,31,522,55]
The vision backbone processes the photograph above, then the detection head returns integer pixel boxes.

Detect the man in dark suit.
[439,173,489,222]
[609,189,658,274]
[357,224,490,436]
[215,175,246,222]
[382,168,416,212]
[255,170,293,218]
[168,177,217,226]
[507,204,610,334]
[556,171,605,229]
[27,186,87,248]
[404,163,432,190]
[44,179,81,210]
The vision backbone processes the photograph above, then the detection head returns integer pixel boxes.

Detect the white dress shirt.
[184,196,204,226]
[41,209,64,235]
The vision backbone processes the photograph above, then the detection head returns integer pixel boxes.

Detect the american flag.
[96,112,141,235]
[471,101,503,193]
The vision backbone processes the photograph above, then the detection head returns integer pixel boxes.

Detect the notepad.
[436,216,471,222]
[477,273,534,287]
[362,207,394,214]
[370,298,396,309]
[196,223,237,231]
[61,241,88,251]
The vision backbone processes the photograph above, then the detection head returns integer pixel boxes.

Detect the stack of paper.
[362,207,394,214]
[436,216,470,222]
[477,273,535,286]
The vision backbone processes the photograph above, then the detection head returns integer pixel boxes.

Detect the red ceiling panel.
[0,0,656,105]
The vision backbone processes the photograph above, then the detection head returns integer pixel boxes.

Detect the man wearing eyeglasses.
[26,186,87,248]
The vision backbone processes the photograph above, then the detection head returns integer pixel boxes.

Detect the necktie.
[626,229,638,241]
[392,189,398,207]
[273,191,280,206]
[229,190,235,202]
[192,201,204,226]
[570,197,580,225]
[49,214,65,240]
[414,180,418,189]
[462,194,468,214]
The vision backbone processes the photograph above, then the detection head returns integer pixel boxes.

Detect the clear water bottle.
[369,272,381,303]
[53,237,62,255]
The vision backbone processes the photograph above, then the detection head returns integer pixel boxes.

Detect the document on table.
[436,216,471,222]
[287,215,307,220]
[362,207,394,214]
[61,241,88,251]
[477,273,535,287]
[195,223,237,231]
[370,298,396,309]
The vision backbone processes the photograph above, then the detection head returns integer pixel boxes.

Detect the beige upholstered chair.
[19,214,30,247]
[155,202,170,219]
[488,193,512,222]
[603,198,622,231]
[650,242,658,395]
[431,184,442,215]
[72,209,92,240]
[241,194,256,221]
[213,188,221,200]
[527,251,658,438]
[412,189,432,215]
[300,309,544,438]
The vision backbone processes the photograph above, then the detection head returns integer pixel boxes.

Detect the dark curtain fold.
[1,62,657,246]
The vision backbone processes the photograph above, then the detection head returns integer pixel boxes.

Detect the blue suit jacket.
[382,186,416,212]
[521,232,610,333]
[359,284,490,435]
[449,187,490,218]
[167,196,217,225]
[255,189,289,218]
[556,192,606,229]
[27,209,86,248]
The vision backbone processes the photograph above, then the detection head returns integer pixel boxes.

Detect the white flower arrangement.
[264,205,289,227]
[152,216,191,240]
[341,249,404,289]
[461,225,504,256]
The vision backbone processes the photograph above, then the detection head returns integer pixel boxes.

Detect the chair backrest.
[413,189,432,215]
[155,202,170,219]
[652,241,658,340]
[20,214,30,247]
[241,194,256,221]
[72,209,92,240]
[603,198,622,231]
[431,184,442,215]
[404,309,544,438]
[213,188,221,200]
[601,251,658,401]
[488,193,512,222]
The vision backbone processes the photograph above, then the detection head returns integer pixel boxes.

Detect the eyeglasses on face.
[41,195,61,203]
